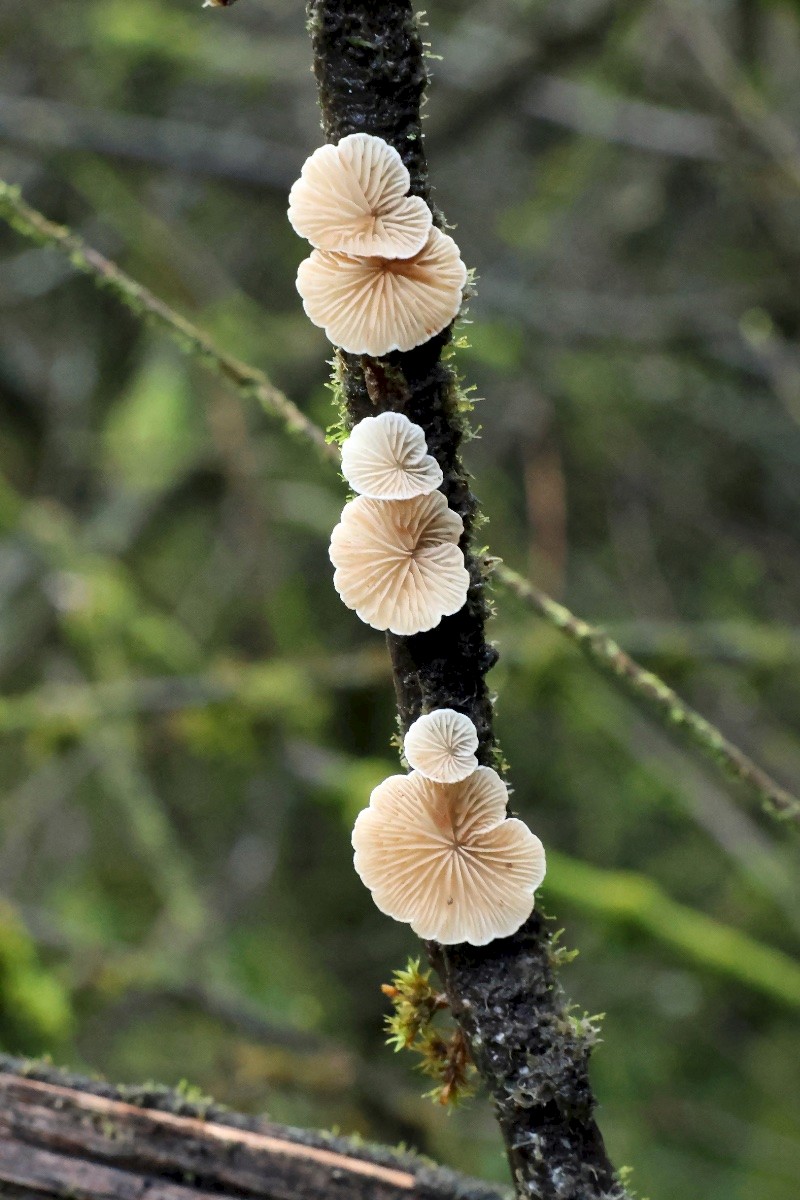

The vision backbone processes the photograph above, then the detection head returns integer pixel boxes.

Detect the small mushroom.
[329,491,469,635]
[341,412,443,500]
[288,133,432,259]
[403,709,479,783]
[296,227,467,357]
[352,767,546,945]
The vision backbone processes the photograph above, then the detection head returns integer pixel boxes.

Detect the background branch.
[0,1059,508,1200]
[495,564,800,824]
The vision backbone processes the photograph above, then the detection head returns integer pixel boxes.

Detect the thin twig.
[495,563,800,824]
[0,182,337,466]
[1,178,797,827]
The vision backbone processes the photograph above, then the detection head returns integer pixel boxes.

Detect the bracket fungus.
[341,411,443,500]
[296,227,467,357]
[329,491,469,635]
[288,133,432,259]
[352,767,546,945]
[403,709,479,783]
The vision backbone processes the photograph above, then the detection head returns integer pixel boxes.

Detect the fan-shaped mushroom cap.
[341,412,443,500]
[288,133,432,258]
[403,709,479,783]
[296,227,467,357]
[352,767,546,945]
[329,491,468,635]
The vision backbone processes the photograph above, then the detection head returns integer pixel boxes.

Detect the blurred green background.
[1,0,799,1196]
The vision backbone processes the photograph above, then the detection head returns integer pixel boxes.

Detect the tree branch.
[0,1058,508,1200]
[304,4,627,1197]
[494,564,800,825]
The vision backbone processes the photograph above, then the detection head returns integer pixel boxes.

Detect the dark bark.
[308,0,498,760]
[305,5,627,1198]
[0,1057,506,1200]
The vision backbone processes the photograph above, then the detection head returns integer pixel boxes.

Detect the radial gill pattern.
[329,491,469,636]
[352,767,546,945]
[340,411,443,500]
[288,133,432,259]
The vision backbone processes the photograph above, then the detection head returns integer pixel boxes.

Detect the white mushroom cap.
[352,767,546,945]
[288,133,432,258]
[341,412,443,500]
[403,709,479,783]
[329,491,469,636]
[296,227,467,357]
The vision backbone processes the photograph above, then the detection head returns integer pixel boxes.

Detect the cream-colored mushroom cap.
[341,412,443,500]
[403,709,479,783]
[352,767,546,945]
[296,227,467,357]
[329,491,468,636]
[288,133,432,258]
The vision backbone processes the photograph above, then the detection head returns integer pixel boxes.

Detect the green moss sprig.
[381,958,476,1107]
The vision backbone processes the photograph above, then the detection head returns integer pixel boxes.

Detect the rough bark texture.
[308,0,497,759]
[0,1056,507,1200]
[305,5,627,1198]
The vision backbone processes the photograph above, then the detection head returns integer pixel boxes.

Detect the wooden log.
[0,1058,508,1200]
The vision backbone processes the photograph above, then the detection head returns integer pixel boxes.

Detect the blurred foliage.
[0,0,799,1197]
[0,901,72,1052]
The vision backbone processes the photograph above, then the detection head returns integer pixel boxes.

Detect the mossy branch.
[494,564,800,826]
[0,181,336,466]
[0,1058,509,1200]
[0,177,796,830]
[304,3,624,1197]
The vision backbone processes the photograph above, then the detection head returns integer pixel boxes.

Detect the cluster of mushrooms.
[289,134,546,945]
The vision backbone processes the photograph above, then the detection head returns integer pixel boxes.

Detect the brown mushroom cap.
[296,227,467,357]
[329,491,469,635]
[340,412,443,500]
[288,133,432,259]
[352,767,546,945]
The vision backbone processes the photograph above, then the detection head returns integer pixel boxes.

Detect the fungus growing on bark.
[329,491,469,635]
[403,709,479,783]
[296,227,467,357]
[352,767,546,945]
[341,411,443,500]
[288,133,432,258]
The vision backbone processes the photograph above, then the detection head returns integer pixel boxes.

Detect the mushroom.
[288,133,432,259]
[341,412,443,500]
[403,708,479,783]
[352,767,546,945]
[329,491,469,635]
[296,227,467,357]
